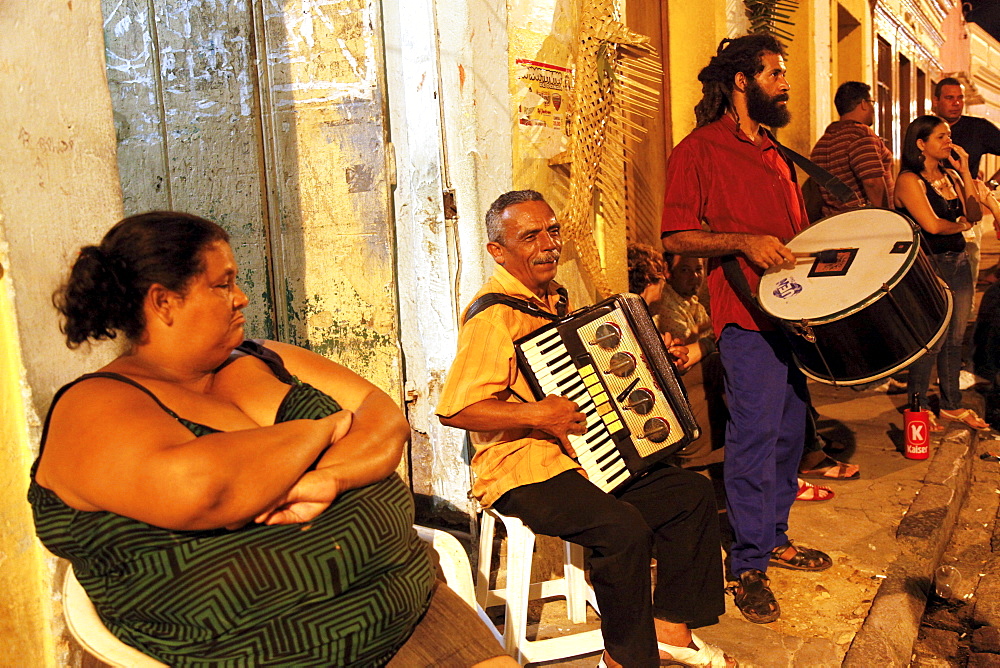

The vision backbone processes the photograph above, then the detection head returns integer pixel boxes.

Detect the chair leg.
[476,511,496,610]
[564,541,588,623]
[502,516,535,665]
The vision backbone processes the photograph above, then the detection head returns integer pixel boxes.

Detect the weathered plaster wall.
[263,0,403,402]
[102,0,276,339]
[0,0,124,664]
[0,0,124,420]
[384,0,511,520]
[0,228,56,668]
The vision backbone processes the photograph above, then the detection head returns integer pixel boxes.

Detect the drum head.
[758,209,917,322]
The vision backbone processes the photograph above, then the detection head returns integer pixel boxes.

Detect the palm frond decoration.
[561,0,662,298]
[744,0,799,42]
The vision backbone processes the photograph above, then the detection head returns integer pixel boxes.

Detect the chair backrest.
[63,525,479,667]
[62,566,167,667]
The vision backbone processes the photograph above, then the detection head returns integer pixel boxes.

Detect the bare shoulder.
[37,376,196,506]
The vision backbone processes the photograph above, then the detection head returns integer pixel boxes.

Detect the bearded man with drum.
[660,34,832,625]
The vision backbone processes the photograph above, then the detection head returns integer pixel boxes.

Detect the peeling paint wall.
[0,0,124,664]
[264,0,402,401]
[384,0,511,520]
[102,0,403,400]
[103,0,275,340]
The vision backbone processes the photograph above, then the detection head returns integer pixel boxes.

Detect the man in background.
[934,77,1000,180]
[810,81,894,216]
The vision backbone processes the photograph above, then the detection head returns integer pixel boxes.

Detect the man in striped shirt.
[810,81,894,217]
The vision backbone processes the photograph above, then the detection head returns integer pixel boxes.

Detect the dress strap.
[223,339,296,384]
[37,372,182,455]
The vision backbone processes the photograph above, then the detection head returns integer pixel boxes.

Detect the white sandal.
[596,634,736,668]
[657,632,735,668]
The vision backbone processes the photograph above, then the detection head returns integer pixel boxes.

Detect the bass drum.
[757,208,952,386]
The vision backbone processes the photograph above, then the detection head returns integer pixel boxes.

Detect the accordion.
[515,293,700,493]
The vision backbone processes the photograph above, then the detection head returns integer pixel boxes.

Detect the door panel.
[100,0,402,405]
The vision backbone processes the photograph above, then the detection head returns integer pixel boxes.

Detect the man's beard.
[746,79,791,128]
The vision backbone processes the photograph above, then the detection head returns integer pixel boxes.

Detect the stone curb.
[843,423,981,667]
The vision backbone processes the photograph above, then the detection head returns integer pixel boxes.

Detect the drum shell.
[781,249,950,385]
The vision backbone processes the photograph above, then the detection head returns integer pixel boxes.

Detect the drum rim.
[758,209,922,324]
[794,287,953,385]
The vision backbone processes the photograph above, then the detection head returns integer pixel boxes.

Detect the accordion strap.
[462,293,561,325]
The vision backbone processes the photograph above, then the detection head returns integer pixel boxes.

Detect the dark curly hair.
[694,33,787,128]
[53,211,230,348]
[627,243,666,295]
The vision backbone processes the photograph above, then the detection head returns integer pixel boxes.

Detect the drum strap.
[773,141,857,205]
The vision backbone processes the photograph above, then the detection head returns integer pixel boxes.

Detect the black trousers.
[492,465,724,668]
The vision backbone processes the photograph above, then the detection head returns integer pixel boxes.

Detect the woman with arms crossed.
[30,212,513,667]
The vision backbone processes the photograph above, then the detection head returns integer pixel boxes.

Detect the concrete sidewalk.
[518,381,983,668]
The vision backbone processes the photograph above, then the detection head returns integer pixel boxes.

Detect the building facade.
[2,0,997,663]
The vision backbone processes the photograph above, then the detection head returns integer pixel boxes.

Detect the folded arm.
[252,341,411,524]
[37,377,350,531]
[894,172,973,235]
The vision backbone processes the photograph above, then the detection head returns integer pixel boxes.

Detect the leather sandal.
[769,540,833,571]
[796,479,834,502]
[728,569,779,624]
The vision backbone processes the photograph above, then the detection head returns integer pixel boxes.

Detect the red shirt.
[661,115,809,333]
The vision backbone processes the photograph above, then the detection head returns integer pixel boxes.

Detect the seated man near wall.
[629,244,726,461]
[437,191,735,668]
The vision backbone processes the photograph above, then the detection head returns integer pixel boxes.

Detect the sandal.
[940,408,989,430]
[927,412,946,433]
[798,454,860,480]
[769,540,833,571]
[796,479,834,502]
[728,569,780,624]
[657,633,737,667]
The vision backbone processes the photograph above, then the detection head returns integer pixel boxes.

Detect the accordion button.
[592,323,622,349]
[607,351,637,377]
[626,389,655,415]
[643,417,671,443]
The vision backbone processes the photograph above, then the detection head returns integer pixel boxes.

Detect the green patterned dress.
[29,341,434,667]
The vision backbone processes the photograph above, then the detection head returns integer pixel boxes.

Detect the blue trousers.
[718,326,809,575]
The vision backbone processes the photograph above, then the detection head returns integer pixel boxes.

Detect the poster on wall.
[515,59,573,160]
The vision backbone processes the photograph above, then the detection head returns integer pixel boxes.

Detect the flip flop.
[940,408,989,430]
[657,633,736,667]
[798,454,860,480]
[796,479,834,502]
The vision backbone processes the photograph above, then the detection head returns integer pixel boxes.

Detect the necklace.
[730,110,758,142]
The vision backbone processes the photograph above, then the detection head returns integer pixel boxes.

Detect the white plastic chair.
[476,506,604,664]
[64,524,481,667]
